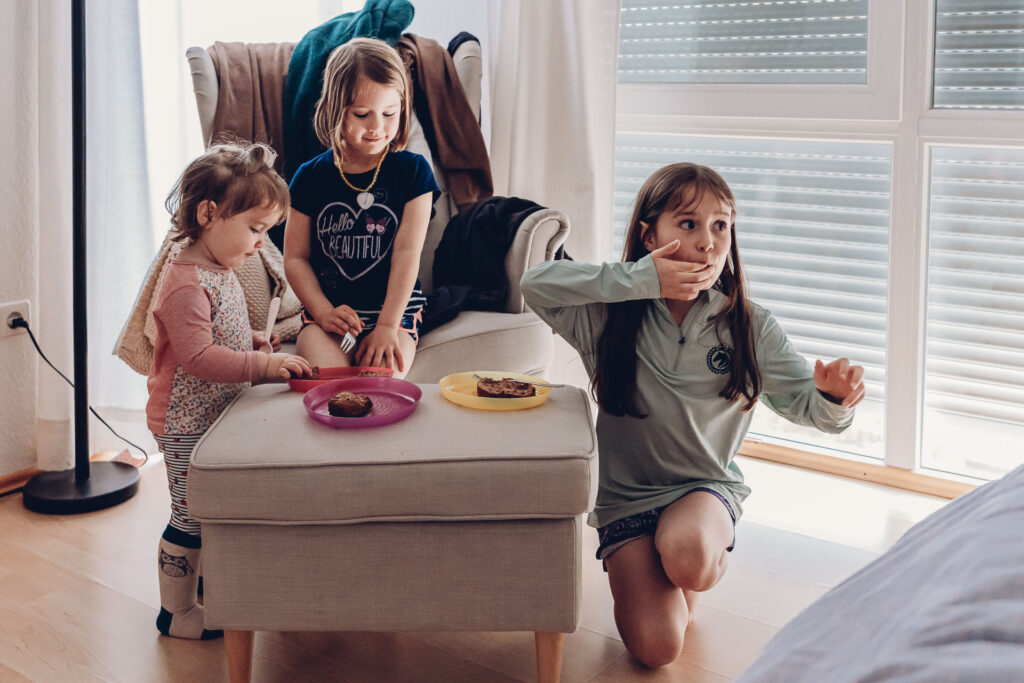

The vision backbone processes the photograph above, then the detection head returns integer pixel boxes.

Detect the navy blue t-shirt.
[289,149,440,314]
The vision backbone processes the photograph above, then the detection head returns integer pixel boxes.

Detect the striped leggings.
[153,433,203,536]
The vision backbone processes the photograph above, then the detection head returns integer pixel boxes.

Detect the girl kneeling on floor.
[521,163,865,668]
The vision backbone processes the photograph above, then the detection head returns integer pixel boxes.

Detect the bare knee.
[295,326,349,367]
[619,614,685,668]
[655,535,725,592]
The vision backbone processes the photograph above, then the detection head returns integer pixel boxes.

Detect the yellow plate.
[439,371,553,411]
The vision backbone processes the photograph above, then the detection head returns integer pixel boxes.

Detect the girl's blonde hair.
[165,141,290,243]
[313,38,411,167]
[591,163,762,416]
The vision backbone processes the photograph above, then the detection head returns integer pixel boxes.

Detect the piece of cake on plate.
[327,391,373,417]
[476,377,536,398]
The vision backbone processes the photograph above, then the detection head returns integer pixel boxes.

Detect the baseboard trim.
[738,441,977,500]
[0,467,42,496]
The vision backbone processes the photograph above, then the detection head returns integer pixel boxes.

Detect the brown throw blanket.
[207,41,295,176]
[397,34,493,211]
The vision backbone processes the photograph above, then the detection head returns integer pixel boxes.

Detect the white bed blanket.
[738,463,1024,682]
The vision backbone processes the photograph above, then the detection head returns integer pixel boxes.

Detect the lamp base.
[22,461,140,514]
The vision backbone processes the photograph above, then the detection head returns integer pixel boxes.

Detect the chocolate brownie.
[476,377,537,398]
[327,391,373,417]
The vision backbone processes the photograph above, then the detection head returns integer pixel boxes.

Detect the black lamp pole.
[22,0,140,514]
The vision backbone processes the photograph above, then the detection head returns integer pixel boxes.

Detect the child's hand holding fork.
[312,303,364,347]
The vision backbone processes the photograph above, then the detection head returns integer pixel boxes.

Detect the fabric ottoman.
[188,382,597,683]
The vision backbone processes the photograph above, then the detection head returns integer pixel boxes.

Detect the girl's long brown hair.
[591,163,762,416]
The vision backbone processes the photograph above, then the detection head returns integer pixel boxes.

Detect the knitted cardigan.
[114,234,302,375]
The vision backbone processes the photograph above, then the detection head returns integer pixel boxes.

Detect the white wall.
[0,0,41,477]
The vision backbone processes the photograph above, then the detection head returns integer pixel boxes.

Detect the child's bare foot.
[683,589,699,627]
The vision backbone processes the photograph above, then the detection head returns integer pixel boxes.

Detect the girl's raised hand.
[316,304,364,338]
[650,240,717,300]
[814,358,866,408]
[264,352,312,381]
[354,325,403,373]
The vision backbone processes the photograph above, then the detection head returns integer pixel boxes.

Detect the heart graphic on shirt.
[315,201,399,281]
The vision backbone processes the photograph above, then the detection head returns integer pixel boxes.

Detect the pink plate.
[288,366,394,393]
[302,377,421,429]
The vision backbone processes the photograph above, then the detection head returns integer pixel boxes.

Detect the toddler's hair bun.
[245,142,278,172]
[166,138,290,243]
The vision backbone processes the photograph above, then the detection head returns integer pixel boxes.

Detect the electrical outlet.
[1,300,30,339]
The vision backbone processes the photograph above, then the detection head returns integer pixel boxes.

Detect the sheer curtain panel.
[486,0,620,263]
[87,0,154,428]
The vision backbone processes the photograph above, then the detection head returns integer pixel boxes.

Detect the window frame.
[614,0,1024,476]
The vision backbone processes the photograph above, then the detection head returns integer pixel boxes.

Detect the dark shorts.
[300,307,422,343]
[596,487,737,569]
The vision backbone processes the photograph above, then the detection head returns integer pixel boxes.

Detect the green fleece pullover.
[521,256,854,528]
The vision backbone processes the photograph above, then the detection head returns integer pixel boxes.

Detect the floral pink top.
[146,259,263,435]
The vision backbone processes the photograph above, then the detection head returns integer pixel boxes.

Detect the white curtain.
[485,0,620,264]
[85,0,156,448]
[369,0,624,268]
[20,1,148,470]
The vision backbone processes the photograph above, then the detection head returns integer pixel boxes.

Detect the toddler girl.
[148,142,311,639]
[284,37,440,377]
[521,163,865,668]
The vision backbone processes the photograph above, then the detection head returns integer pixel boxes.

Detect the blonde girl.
[521,163,865,668]
[148,142,311,640]
[284,37,440,377]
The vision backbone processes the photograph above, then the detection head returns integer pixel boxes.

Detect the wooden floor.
[0,455,950,682]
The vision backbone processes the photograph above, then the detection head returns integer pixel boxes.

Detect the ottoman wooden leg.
[534,631,564,683]
[225,629,254,683]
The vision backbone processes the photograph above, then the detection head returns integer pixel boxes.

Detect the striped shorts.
[153,433,203,536]
[301,307,423,343]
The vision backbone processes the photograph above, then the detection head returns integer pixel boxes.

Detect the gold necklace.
[337,145,389,209]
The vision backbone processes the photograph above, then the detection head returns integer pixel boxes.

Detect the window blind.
[934,0,1024,110]
[613,134,891,458]
[923,146,1024,478]
[618,0,869,84]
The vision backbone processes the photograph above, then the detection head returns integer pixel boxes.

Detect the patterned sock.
[155,525,222,640]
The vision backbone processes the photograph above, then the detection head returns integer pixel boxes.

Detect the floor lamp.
[22,0,140,514]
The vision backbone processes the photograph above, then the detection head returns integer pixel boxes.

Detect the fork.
[471,373,566,389]
[340,331,357,354]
